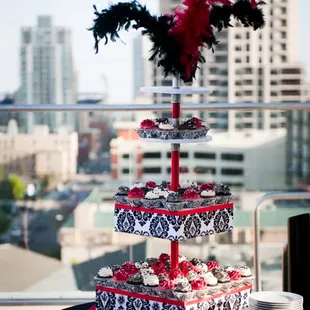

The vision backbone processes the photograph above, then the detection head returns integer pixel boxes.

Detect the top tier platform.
[140,86,212,95]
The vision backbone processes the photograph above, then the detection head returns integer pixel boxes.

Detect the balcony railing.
[1,102,310,307]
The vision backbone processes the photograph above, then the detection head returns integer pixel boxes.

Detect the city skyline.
[0,0,310,104]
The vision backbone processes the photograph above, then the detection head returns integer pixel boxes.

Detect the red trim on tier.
[115,203,233,216]
[96,284,252,306]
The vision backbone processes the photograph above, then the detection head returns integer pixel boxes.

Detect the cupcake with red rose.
[183,189,202,209]
[113,186,130,205]
[206,261,218,271]
[215,184,232,204]
[200,182,216,207]
[112,269,130,290]
[137,119,157,139]
[157,118,178,140]
[146,181,157,189]
[142,189,162,209]
[191,278,208,299]
[163,192,185,211]
[158,279,175,299]
[227,269,243,288]
[127,187,145,207]
[122,262,139,275]
[159,253,170,263]
[151,261,166,275]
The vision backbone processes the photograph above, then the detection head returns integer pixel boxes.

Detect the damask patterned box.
[96,285,251,310]
[114,203,234,241]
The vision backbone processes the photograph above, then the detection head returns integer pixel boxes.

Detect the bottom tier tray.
[96,284,252,310]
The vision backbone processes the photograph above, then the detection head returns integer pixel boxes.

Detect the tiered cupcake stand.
[95,77,251,310]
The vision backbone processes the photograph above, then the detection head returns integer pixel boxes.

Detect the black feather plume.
[210,5,233,32]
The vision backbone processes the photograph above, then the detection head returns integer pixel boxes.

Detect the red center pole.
[170,91,181,269]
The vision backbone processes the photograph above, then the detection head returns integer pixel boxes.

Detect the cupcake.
[202,271,218,287]
[157,119,178,140]
[127,187,145,207]
[135,260,149,270]
[153,186,169,200]
[151,261,166,275]
[206,261,219,271]
[146,181,157,189]
[142,189,162,209]
[180,180,199,191]
[237,266,254,285]
[191,278,208,299]
[159,253,170,263]
[224,265,235,273]
[111,265,121,272]
[142,274,159,296]
[146,257,158,266]
[96,267,113,286]
[183,189,202,209]
[179,119,200,139]
[122,262,139,275]
[191,117,209,134]
[195,263,209,273]
[212,268,231,290]
[113,186,130,205]
[186,270,199,282]
[190,258,202,266]
[158,273,169,283]
[127,273,144,293]
[113,269,130,290]
[174,281,194,301]
[158,279,175,299]
[215,184,232,204]
[137,119,157,139]
[169,268,183,283]
[164,192,185,211]
[140,268,155,276]
[200,183,216,207]
[179,261,195,276]
[228,270,243,288]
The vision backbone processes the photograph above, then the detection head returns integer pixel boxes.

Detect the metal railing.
[254,192,310,292]
[0,102,309,112]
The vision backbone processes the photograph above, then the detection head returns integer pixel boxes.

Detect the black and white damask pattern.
[96,289,250,310]
[114,207,233,241]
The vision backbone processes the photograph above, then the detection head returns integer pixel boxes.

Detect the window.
[194,167,216,174]
[122,154,130,159]
[194,152,216,159]
[144,152,161,159]
[167,167,189,173]
[143,167,161,174]
[167,152,188,158]
[122,168,130,174]
[221,153,244,161]
[221,168,244,176]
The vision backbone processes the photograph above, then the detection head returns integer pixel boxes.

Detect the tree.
[0,210,10,234]
[0,180,13,200]
[9,175,25,200]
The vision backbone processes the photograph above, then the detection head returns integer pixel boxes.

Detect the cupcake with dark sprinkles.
[163,192,185,211]
[215,184,232,204]
[113,186,130,205]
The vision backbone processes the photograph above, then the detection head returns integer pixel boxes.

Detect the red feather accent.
[169,0,232,78]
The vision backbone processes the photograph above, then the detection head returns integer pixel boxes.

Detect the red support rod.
[170,101,181,269]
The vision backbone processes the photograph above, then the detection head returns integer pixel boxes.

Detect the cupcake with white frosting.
[200,182,216,207]
[142,274,160,296]
[157,118,178,140]
[95,267,113,286]
[142,189,162,209]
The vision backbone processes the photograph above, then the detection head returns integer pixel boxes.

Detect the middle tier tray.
[114,203,234,241]
[140,135,212,144]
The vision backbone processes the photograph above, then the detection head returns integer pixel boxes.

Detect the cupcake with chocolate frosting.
[174,281,194,301]
[215,184,232,204]
[113,186,130,205]
[127,273,144,293]
[163,191,185,211]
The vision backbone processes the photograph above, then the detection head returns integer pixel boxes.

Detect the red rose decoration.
[228,270,241,281]
[191,117,204,129]
[113,269,129,282]
[159,279,175,290]
[179,261,195,276]
[183,189,200,200]
[122,262,139,275]
[159,253,170,262]
[151,261,166,275]
[146,181,157,189]
[200,182,214,192]
[140,119,156,129]
[128,187,145,199]
[206,261,218,271]
[191,278,207,290]
[169,268,183,280]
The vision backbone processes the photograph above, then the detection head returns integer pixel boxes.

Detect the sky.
[0,0,309,104]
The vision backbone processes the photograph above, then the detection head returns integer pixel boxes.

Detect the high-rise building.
[153,0,306,131]
[18,16,76,133]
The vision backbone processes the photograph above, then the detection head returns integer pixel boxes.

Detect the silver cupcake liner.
[173,291,195,302]
[215,195,232,205]
[178,128,209,140]
[141,199,162,209]
[94,276,114,287]
[163,201,186,212]
[126,283,144,293]
[141,285,159,296]
[158,289,175,300]
[206,286,221,296]
[128,198,144,208]
[193,289,209,299]
[158,130,180,140]
[136,129,159,139]
[184,199,203,209]
[113,281,128,290]
[113,194,128,205]
[218,281,233,292]
[241,276,254,286]
[201,197,216,207]
[230,280,244,289]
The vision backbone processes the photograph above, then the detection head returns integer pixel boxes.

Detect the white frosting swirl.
[131,182,143,189]
[159,123,174,130]
[145,191,160,199]
[202,272,218,286]
[181,180,197,189]
[140,268,154,275]
[201,190,215,197]
[98,267,113,278]
[135,261,149,269]
[173,276,189,286]
[187,271,198,282]
[143,274,159,286]
[237,266,252,277]
[153,187,169,198]
[196,263,208,273]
